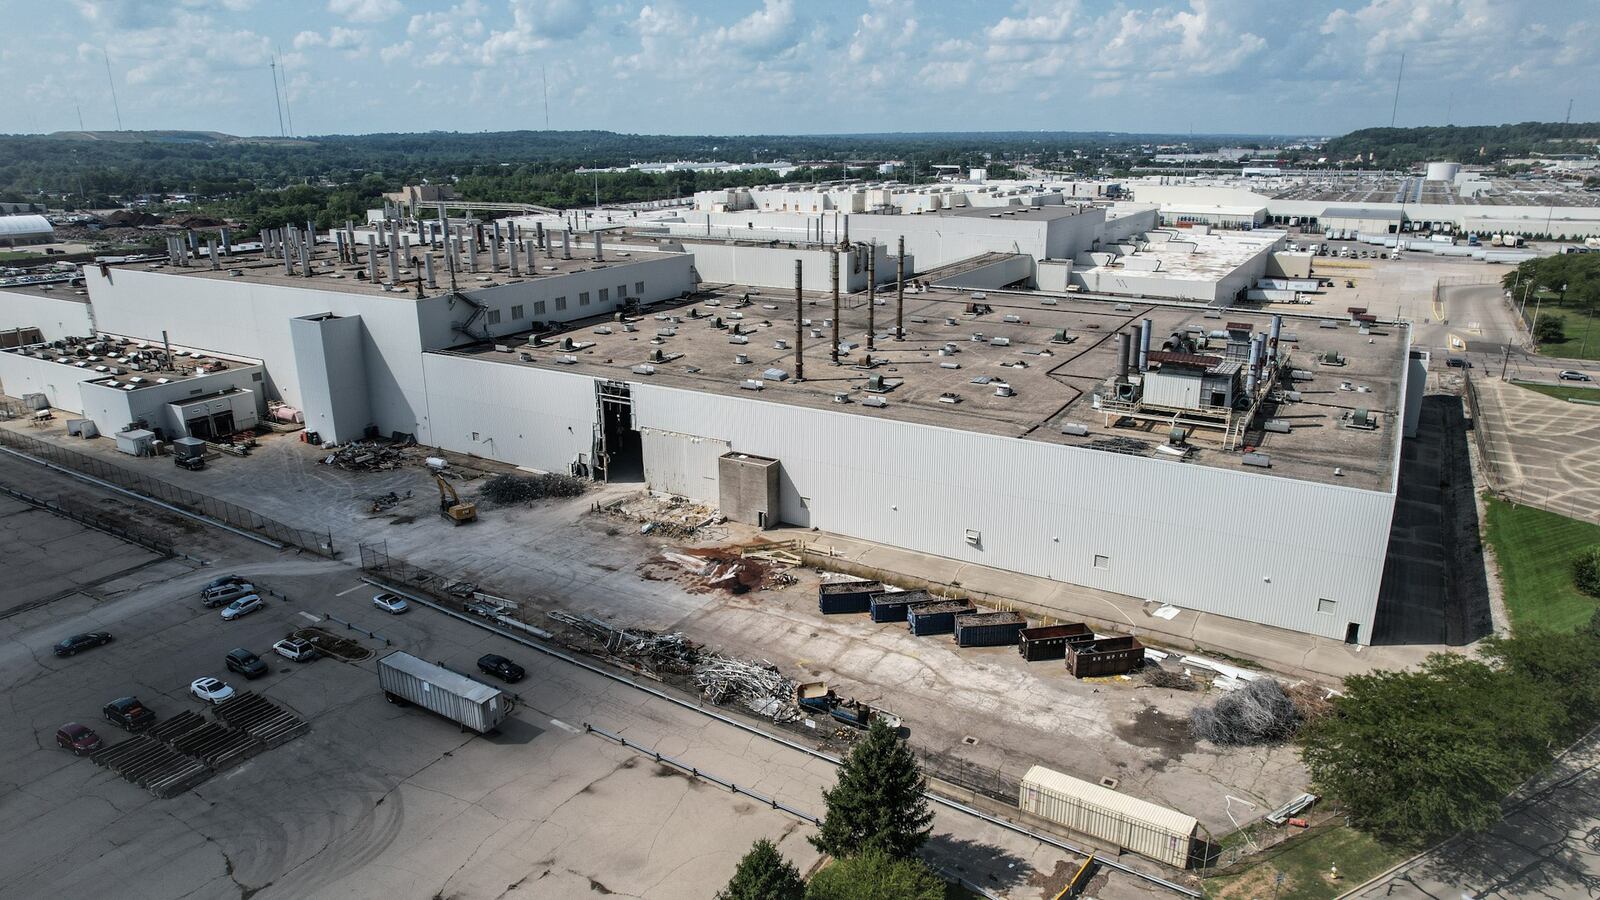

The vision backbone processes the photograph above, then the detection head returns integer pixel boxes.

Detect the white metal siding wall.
[0,290,93,341]
[421,353,597,473]
[641,428,728,502]
[631,383,1395,642]
[1140,371,1202,409]
[0,350,96,412]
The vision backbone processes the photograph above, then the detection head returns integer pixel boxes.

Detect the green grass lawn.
[1511,380,1600,403]
[1203,825,1404,900]
[1484,497,1600,632]
[1531,303,1600,361]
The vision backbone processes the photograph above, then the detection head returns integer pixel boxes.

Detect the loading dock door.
[184,410,235,441]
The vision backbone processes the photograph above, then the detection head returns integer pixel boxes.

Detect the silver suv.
[201,582,256,608]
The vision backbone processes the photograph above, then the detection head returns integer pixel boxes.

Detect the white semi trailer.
[378,651,513,733]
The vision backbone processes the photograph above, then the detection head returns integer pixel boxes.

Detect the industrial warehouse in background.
[0,178,1434,644]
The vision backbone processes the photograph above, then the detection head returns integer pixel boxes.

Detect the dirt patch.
[1112,704,1196,760]
[1209,861,1294,899]
[291,626,374,661]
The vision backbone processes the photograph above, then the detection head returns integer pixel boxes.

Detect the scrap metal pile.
[606,494,725,540]
[478,473,586,505]
[546,609,800,722]
[1190,677,1301,746]
[320,440,413,471]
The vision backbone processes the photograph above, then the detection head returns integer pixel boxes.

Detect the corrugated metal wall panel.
[641,428,728,502]
[1020,765,1195,867]
[422,354,597,474]
[631,382,1396,642]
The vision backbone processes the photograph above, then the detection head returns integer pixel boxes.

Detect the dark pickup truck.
[102,696,156,732]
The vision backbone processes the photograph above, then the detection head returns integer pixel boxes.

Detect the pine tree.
[719,838,804,900]
[810,719,934,859]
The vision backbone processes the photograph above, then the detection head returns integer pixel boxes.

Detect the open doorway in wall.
[594,381,643,483]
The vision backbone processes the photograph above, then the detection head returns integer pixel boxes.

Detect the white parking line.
[298,611,321,622]
[548,719,581,734]
[334,584,366,597]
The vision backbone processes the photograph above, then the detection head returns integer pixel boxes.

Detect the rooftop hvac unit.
[631,365,656,375]
[1003,315,1023,324]
[1346,408,1378,430]
[939,362,961,369]
[1060,422,1090,436]
[774,339,787,349]
[762,367,788,380]
[833,392,851,404]
[729,334,749,344]
[1041,297,1058,305]
[938,392,961,404]
[994,383,1015,397]
[862,395,888,408]
[865,375,888,393]
[990,336,1012,347]
[740,379,764,391]
[556,355,579,365]
[1263,419,1292,433]
[1242,452,1271,468]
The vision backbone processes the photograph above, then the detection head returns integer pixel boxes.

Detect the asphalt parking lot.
[0,452,1172,900]
[1471,375,1600,525]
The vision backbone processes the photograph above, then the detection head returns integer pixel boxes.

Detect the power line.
[102,49,122,131]
[1389,51,1405,128]
[541,64,550,129]
[278,48,296,137]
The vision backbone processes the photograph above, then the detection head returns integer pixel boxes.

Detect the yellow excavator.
[434,473,478,525]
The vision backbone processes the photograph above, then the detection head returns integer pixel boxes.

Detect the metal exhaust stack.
[794,259,804,381]
[831,248,841,365]
[220,227,231,257]
[594,231,603,262]
[1138,318,1152,372]
[1246,334,1262,394]
[536,222,545,250]
[367,235,378,283]
[387,237,399,283]
[895,235,905,340]
[842,214,849,246]
[1117,332,1130,381]
[866,242,876,351]
[301,235,312,277]
[425,252,437,289]
[562,229,571,260]
[489,235,500,273]
[1269,314,1283,365]
[509,239,520,276]
[467,233,478,274]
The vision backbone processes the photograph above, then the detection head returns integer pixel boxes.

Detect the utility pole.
[269,59,285,137]
[830,249,841,365]
[794,259,805,381]
[895,235,905,340]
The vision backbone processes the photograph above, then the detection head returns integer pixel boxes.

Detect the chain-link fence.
[0,482,175,558]
[0,428,335,556]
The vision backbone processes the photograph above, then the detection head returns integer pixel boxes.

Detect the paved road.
[1347,728,1600,899]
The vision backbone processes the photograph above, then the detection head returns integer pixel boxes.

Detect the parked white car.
[372,592,409,615]
[272,638,317,662]
[220,594,263,621]
[189,677,236,704]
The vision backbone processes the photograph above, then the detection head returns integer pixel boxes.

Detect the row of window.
[482,282,648,327]
[476,281,646,328]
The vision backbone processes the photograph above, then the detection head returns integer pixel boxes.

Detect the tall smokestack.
[1138,318,1152,372]
[301,235,312,277]
[220,227,231,257]
[467,233,478,274]
[1117,332,1130,381]
[509,239,519,276]
[895,235,905,341]
[594,231,602,261]
[387,238,398,283]
[794,259,805,381]
[562,229,571,260]
[831,248,841,365]
[536,221,545,250]
[842,214,849,246]
[425,252,437,289]
[367,235,378,283]
[1269,314,1283,364]
[866,243,876,351]
[1246,335,1262,394]
[490,235,500,273]
[1123,329,1135,375]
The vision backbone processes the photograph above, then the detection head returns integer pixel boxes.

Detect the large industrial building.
[0,202,1422,646]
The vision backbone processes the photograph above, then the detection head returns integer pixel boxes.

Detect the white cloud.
[293,30,324,49]
[712,0,801,57]
[379,41,413,64]
[328,0,401,24]
[987,0,1078,44]
[326,26,368,52]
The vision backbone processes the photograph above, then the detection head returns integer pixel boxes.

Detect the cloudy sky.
[3,0,1594,138]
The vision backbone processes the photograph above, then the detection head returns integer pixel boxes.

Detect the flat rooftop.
[941,205,1094,221]
[110,234,680,299]
[1270,176,1600,209]
[1086,230,1282,281]
[5,334,259,389]
[0,276,90,302]
[446,285,1407,491]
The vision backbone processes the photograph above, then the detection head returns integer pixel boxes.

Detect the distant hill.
[1324,122,1600,167]
[43,130,315,147]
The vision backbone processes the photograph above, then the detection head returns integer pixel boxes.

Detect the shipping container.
[869,589,937,622]
[1018,623,1096,661]
[1065,635,1144,678]
[1019,765,1197,868]
[907,601,977,636]
[818,580,883,615]
[954,611,1028,647]
[377,651,512,734]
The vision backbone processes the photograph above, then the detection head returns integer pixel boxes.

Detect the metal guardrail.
[322,613,392,646]
[0,482,175,558]
[360,568,1203,898]
[0,425,336,556]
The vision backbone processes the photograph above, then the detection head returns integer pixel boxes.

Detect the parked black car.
[224,648,269,679]
[174,455,206,471]
[203,573,248,591]
[102,696,156,731]
[54,632,113,657]
[476,653,525,683]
